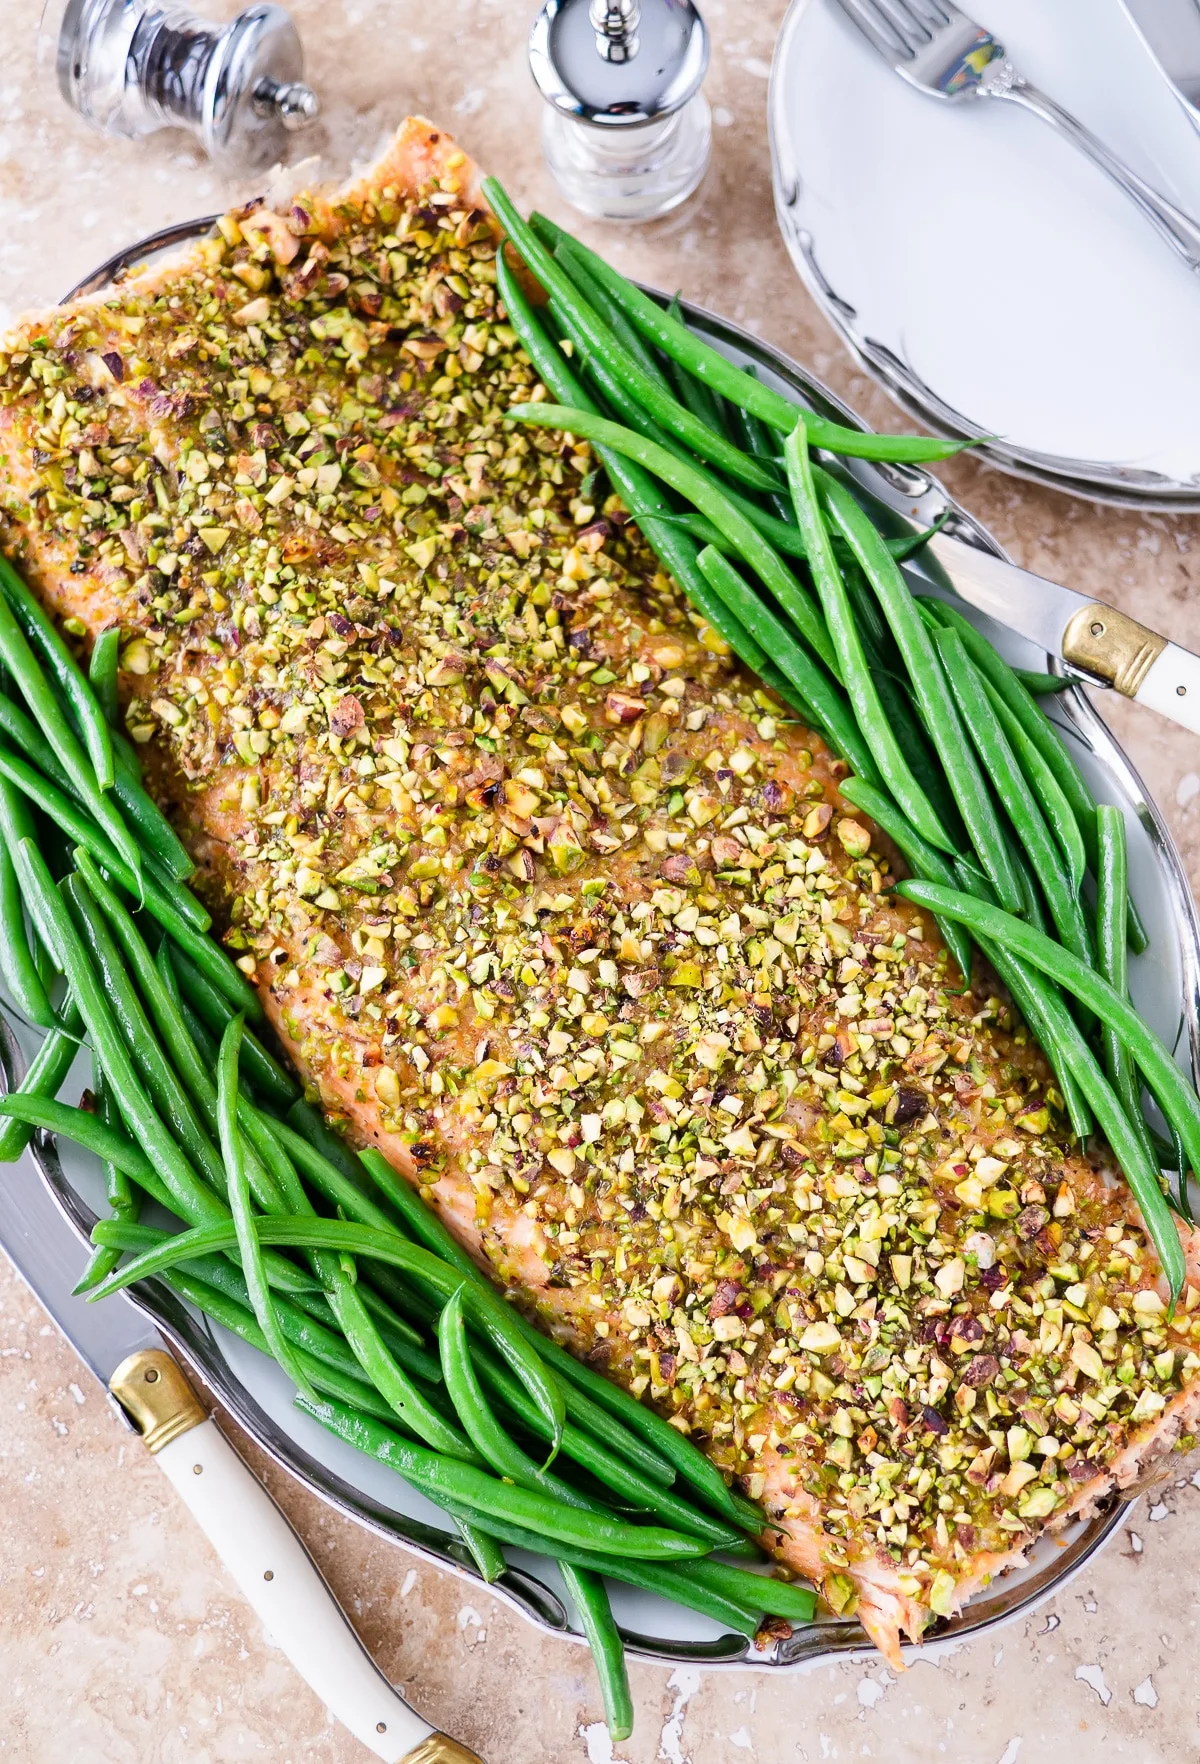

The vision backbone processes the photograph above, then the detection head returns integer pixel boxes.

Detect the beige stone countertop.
[3,0,1200,1758]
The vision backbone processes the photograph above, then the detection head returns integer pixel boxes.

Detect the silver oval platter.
[769,0,1200,511]
[4,212,1197,1678]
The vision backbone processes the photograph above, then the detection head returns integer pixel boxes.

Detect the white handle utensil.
[111,1349,482,1764]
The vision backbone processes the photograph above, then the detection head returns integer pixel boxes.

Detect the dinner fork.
[832,0,1200,273]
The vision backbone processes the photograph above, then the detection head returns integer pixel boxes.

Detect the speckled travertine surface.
[2,1,1200,1758]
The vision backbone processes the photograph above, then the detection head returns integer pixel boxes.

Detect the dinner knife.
[921,529,1200,738]
[0,1093,481,1764]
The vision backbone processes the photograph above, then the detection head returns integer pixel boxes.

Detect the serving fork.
[832,0,1200,273]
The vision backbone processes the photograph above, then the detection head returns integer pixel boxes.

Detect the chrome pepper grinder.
[529,0,711,221]
[40,0,319,169]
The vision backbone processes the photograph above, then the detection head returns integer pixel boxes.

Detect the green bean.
[509,402,839,676]
[224,1088,443,1406]
[173,1245,394,1386]
[0,1094,174,1206]
[0,733,249,1000]
[914,598,1102,866]
[785,425,951,848]
[454,1519,507,1584]
[682,1560,815,1624]
[871,665,964,849]
[0,689,75,792]
[0,776,55,1026]
[76,851,215,1105]
[896,880,1192,1302]
[836,776,972,982]
[73,852,291,1217]
[293,1280,440,1382]
[887,510,949,562]
[694,547,878,781]
[514,1323,746,1529]
[267,1117,393,1226]
[94,1201,565,1456]
[842,557,892,661]
[95,1215,327,1309]
[729,371,794,523]
[1096,806,1160,1172]
[65,873,228,1192]
[483,187,784,494]
[471,1347,745,1549]
[305,1391,705,1558]
[355,1152,567,1454]
[495,252,805,713]
[979,929,1093,1141]
[19,840,230,1228]
[440,1288,602,1503]
[74,1064,143,1296]
[0,554,115,792]
[438,1501,762,1636]
[300,1393,758,1633]
[0,684,186,902]
[542,290,822,599]
[515,207,969,464]
[285,1098,366,1183]
[1016,669,1070,695]
[111,730,195,882]
[561,1564,633,1741]
[257,1115,437,1363]
[0,1001,81,1161]
[0,732,205,932]
[497,1354,676,1490]
[163,1265,399,1421]
[932,626,1093,973]
[540,225,674,396]
[88,626,121,728]
[818,473,1029,916]
[217,1017,318,1401]
[949,859,1093,1139]
[324,1261,473,1458]
[982,681,1086,893]
[664,295,737,443]
[1001,825,1049,934]
[645,491,817,566]
[842,570,963,846]
[545,297,810,580]
[163,943,294,1102]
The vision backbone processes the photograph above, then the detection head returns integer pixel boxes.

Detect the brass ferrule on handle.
[109,1348,208,1452]
[400,1739,486,1764]
[1062,603,1167,698]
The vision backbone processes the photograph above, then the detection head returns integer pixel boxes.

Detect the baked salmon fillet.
[2,119,1199,1666]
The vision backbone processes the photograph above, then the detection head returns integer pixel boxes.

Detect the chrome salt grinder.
[529,0,711,221]
[41,0,319,169]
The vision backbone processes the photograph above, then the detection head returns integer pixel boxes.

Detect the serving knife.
[0,1043,481,1764]
[920,528,1200,738]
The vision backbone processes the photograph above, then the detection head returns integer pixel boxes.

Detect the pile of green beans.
[483,184,1191,1305]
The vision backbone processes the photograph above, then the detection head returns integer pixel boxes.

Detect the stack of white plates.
[770,0,1200,507]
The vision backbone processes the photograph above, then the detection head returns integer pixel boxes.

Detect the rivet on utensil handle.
[1061,603,1167,698]
[109,1346,207,1452]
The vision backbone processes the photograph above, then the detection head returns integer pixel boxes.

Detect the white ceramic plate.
[770,0,1200,507]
